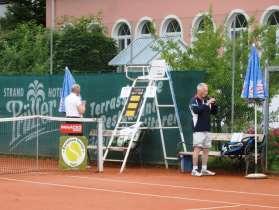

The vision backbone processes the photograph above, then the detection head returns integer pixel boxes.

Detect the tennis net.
[0,115,102,174]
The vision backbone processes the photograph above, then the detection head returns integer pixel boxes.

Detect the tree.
[0,0,45,30]
[53,16,117,73]
[0,15,118,75]
[156,13,279,131]
[0,22,49,74]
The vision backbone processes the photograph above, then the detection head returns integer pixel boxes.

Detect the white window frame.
[112,19,132,51]
[135,16,154,38]
[225,9,249,39]
[160,15,183,38]
[191,13,216,43]
[260,6,279,26]
[260,6,279,47]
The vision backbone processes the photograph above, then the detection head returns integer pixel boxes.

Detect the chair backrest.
[149,60,166,78]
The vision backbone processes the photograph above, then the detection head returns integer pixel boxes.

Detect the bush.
[0,22,49,74]
[0,16,118,75]
[157,12,279,132]
[53,17,117,73]
[0,0,45,30]
[268,129,279,172]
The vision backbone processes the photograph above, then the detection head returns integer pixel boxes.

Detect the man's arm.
[210,103,218,115]
[189,98,210,114]
[207,98,218,115]
[76,99,86,115]
[77,104,85,115]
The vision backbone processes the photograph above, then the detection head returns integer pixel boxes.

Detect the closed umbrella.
[241,44,267,179]
[58,67,76,113]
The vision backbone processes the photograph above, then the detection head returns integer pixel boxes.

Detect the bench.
[87,130,265,174]
[179,133,264,174]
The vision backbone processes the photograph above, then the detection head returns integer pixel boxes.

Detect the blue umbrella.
[241,45,267,100]
[241,45,267,178]
[58,67,76,113]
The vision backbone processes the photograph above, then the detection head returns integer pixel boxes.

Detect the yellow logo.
[62,137,86,168]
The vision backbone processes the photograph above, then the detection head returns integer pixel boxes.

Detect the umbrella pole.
[254,102,258,172]
[245,102,267,179]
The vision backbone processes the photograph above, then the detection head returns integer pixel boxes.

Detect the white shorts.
[193,132,212,149]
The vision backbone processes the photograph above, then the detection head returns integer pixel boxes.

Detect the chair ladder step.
[165,157,178,160]
[140,126,179,129]
[108,146,128,151]
[104,158,124,162]
[119,121,138,124]
[157,105,175,107]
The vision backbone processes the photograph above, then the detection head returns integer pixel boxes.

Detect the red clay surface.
[0,166,278,210]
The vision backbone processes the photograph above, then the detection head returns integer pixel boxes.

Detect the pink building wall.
[46,0,279,43]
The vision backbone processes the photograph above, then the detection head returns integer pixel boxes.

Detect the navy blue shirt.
[189,96,217,132]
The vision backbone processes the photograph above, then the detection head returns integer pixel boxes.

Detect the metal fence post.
[231,17,236,132]
[36,116,39,170]
[50,0,55,75]
[97,118,104,172]
[263,62,269,171]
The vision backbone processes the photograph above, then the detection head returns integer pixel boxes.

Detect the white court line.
[186,204,242,210]
[68,175,279,198]
[0,177,278,209]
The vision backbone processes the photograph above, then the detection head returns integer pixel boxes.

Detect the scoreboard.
[124,87,145,118]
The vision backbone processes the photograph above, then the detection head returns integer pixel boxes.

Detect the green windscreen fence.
[0,71,204,164]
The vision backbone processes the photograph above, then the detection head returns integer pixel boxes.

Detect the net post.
[97,118,104,172]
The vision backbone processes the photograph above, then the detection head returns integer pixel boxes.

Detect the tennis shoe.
[201,169,216,176]
[191,169,202,177]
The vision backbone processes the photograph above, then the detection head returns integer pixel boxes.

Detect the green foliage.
[0,0,45,30]
[0,22,49,74]
[157,12,279,131]
[268,133,279,171]
[0,16,117,74]
[53,16,117,73]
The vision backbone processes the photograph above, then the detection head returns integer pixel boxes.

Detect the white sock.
[193,166,198,171]
[202,165,207,171]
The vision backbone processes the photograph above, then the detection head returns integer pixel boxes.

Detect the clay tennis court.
[0,167,278,210]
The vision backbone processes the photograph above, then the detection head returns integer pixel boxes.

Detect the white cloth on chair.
[230,132,244,142]
[116,122,143,148]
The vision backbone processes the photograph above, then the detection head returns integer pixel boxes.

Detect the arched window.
[264,9,279,49]
[87,21,103,33]
[136,19,153,37]
[141,21,152,35]
[227,12,248,39]
[261,6,279,26]
[267,10,279,26]
[161,16,182,37]
[191,14,214,42]
[197,16,213,33]
[113,21,132,51]
[118,23,130,36]
[166,19,181,33]
[261,7,279,48]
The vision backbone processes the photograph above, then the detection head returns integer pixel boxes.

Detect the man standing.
[65,84,86,118]
[189,83,217,176]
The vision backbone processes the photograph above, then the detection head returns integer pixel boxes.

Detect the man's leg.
[201,148,209,171]
[193,146,201,169]
[201,133,215,175]
[191,132,203,176]
[192,146,202,176]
